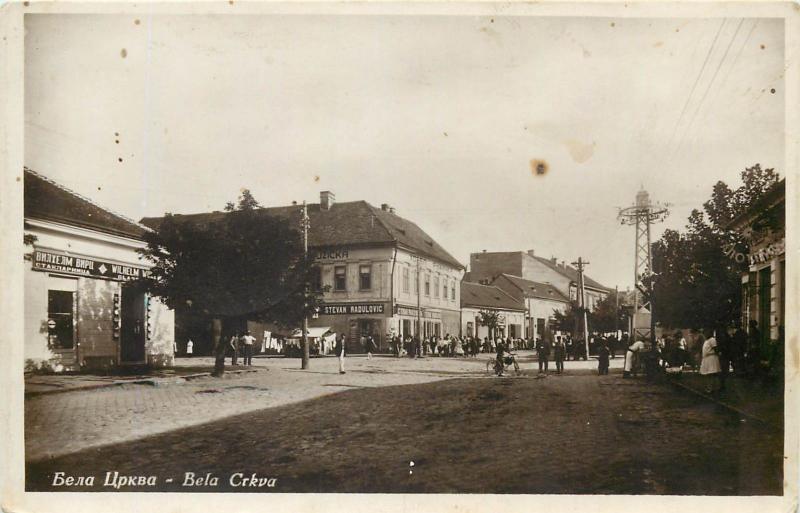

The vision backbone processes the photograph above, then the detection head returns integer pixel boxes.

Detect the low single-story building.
[23,168,175,372]
[460,281,526,340]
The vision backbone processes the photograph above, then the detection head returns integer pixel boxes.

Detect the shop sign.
[319,302,385,315]
[313,247,350,261]
[32,250,150,282]
[749,238,785,265]
[395,305,442,319]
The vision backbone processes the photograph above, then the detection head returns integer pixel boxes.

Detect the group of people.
[388,334,536,359]
[225,331,257,366]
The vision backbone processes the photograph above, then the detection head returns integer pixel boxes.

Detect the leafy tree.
[478,310,501,339]
[652,164,780,329]
[138,190,324,375]
[589,289,629,333]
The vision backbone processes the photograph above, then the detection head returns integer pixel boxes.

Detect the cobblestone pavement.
[26,365,783,494]
[27,351,617,461]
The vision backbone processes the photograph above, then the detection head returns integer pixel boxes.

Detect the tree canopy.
[651,164,780,329]
[138,190,323,327]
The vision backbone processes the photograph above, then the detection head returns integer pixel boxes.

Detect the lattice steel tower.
[618,189,670,342]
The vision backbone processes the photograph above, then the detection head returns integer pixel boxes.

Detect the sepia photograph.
[2,1,796,509]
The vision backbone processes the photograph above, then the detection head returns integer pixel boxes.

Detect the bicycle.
[486,353,521,376]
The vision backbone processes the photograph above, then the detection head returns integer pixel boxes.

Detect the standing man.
[229,331,240,366]
[186,339,194,357]
[335,333,346,374]
[553,336,566,374]
[241,330,256,366]
[536,336,551,375]
[366,334,376,360]
[598,339,610,375]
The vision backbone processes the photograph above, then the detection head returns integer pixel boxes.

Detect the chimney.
[381,203,390,212]
[560,260,566,268]
[320,191,335,210]
[527,249,535,257]
[550,257,557,264]
[389,206,396,214]
[291,201,297,206]
[482,249,487,253]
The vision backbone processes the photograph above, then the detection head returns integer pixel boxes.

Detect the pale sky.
[24,14,785,289]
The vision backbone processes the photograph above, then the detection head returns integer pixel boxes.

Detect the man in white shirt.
[241,330,256,366]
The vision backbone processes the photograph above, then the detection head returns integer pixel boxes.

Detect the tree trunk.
[211,317,225,377]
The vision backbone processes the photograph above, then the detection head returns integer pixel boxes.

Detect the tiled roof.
[141,201,464,269]
[494,274,570,302]
[24,168,148,239]
[532,255,610,292]
[460,281,526,311]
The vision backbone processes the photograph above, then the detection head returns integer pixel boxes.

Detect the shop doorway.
[120,286,146,363]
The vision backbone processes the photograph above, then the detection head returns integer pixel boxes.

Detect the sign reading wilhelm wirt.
[32,250,150,282]
[319,303,385,315]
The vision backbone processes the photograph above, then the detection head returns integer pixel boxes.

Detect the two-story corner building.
[468,249,611,311]
[308,194,465,352]
[726,179,786,357]
[460,281,527,340]
[141,191,464,354]
[23,168,175,372]
[490,273,570,341]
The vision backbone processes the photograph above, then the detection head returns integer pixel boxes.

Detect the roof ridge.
[25,167,152,233]
[363,202,398,244]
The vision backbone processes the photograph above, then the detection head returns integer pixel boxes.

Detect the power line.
[666,19,727,150]
[672,18,745,158]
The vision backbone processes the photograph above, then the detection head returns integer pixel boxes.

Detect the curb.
[666,377,779,430]
[24,368,262,398]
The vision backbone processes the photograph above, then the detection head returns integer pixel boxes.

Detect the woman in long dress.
[700,329,721,393]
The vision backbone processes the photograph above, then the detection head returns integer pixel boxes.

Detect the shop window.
[359,264,372,290]
[48,290,74,349]
[311,266,322,291]
[402,267,410,294]
[424,275,430,296]
[434,276,440,298]
[334,266,347,291]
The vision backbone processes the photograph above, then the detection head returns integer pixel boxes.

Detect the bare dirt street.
[25,354,782,495]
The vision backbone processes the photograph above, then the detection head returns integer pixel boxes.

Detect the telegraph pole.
[614,284,619,337]
[572,257,590,360]
[416,256,422,357]
[301,201,310,370]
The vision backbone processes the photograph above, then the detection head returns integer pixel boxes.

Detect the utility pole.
[416,255,422,357]
[614,284,619,336]
[301,201,310,370]
[572,257,590,360]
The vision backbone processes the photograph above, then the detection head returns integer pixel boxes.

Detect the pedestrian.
[565,336,573,361]
[553,336,566,374]
[689,328,705,372]
[731,322,746,375]
[186,339,194,357]
[700,328,722,393]
[241,330,256,366]
[536,336,551,375]
[623,339,645,378]
[335,333,346,374]
[229,331,240,366]
[747,320,762,377]
[598,340,610,375]
[715,325,731,392]
[366,334,376,360]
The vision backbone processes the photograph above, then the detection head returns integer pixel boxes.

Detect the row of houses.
[24,168,612,370]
